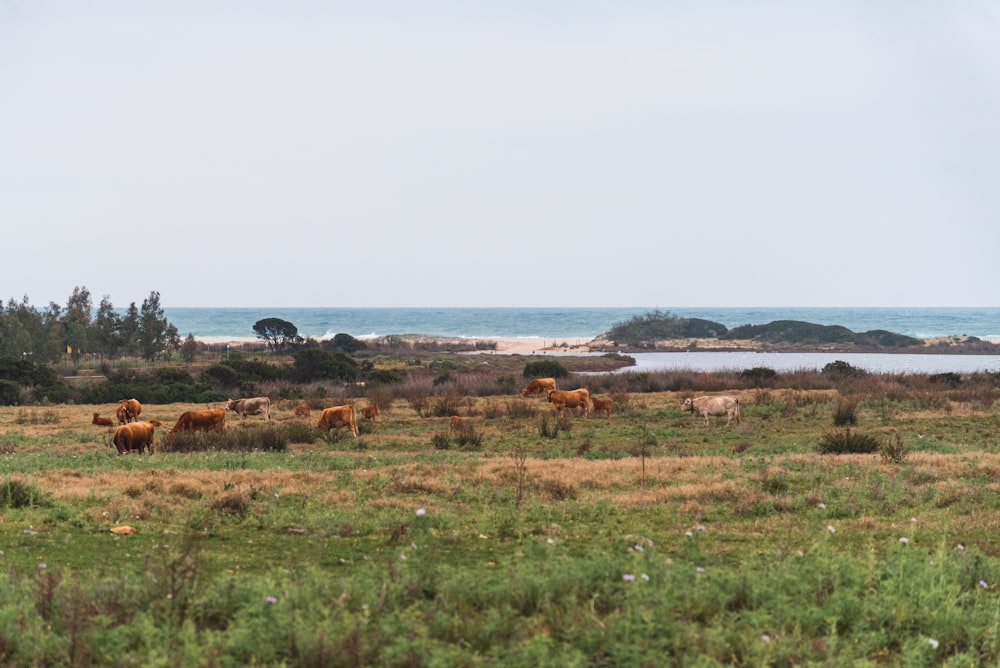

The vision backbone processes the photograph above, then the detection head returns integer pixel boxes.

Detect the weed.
[816,428,880,454]
[880,429,911,464]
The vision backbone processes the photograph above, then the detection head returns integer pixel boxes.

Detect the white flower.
[760,634,771,643]
[415,508,426,517]
[957,543,965,551]
[980,580,989,589]
[928,638,939,650]
[827,525,836,534]
[547,538,554,544]
[817,503,826,509]
[696,525,706,531]
[399,553,407,561]
[640,573,650,581]
[685,531,693,537]
[633,545,644,552]
[622,574,635,582]
[899,537,910,544]
[696,567,705,573]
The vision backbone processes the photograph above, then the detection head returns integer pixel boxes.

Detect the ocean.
[163,306,1000,342]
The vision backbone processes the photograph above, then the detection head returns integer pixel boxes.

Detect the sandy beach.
[195,335,594,355]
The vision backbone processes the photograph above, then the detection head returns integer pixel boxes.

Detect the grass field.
[2,384,1000,665]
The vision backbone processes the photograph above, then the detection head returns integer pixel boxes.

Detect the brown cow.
[591,395,613,419]
[449,415,464,433]
[92,412,114,427]
[521,377,557,397]
[362,404,381,421]
[225,396,271,420]
[116,398,142,424]
[168,408,226,434]
[681,395,741,427]
[317,405,358,437]
[547,388,590,418]
[112,420,162,455]
[293,405,311,418]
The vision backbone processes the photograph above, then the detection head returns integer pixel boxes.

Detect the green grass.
[1,392,1000,664]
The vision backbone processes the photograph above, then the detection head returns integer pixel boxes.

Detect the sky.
[2,1,999,309]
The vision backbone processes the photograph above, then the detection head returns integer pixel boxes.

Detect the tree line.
[0,287,179,364]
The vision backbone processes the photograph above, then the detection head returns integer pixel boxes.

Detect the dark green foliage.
[200,364,240,389]
[880,429,911,464]
[325,333,367,354]
[605,310,728,346]
[292,347,360,383]
[431,432,452,450]
[855,329,922,347]
[725,320,856,344]
[930,372,962,388]
[80,369,224,405]
[0,358,68,405]
[822,360,867,378]
[816,428,880,454]
[252,317,303,351]
[366,369,404,386]
[740,367,777,387]
[0,478,50,508]
[523,360,568,379]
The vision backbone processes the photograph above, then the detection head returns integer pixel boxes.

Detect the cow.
[225,397,271,420]
[92,412,114,427]
[362,404,381,421]
[168,408,226,434]
[293,405,311,418]
[681,395,741,427]
[116,398,142,424]
[591,395,613,419]
[112,420,162,455]
[521,377,557,397]
[547,388,590,418]
[317,405,358,437]
[449,415,464,433]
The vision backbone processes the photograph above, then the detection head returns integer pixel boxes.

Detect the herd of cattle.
[92,379,741,455]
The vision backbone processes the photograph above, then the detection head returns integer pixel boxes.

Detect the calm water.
[164,306,1000,342]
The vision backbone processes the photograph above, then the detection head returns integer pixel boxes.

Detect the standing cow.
[113,420,162,455]
[681,395,741,427]
[547,388,590,418]
[168,408,226,434]
[225,397,271,420]
[116,398,142,424]
[317,405,359,437]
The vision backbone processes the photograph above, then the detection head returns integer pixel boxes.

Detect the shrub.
[741,367,777,387]
[431,432,451,450]
[822,360,867,379]
[815,428,880,454]
[0,478,51,508]
[833,398,858,426]
[454,425,485,451]
[523,360,568,379]
[159,426,289,453]
[880,429,910,464]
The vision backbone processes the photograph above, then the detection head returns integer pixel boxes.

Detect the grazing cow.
[112,420,162,455]
[681,395,741,427]
[225,396,271,420]
[521,377,557,397]
[117,398,142,424]
[317,405,358,437]
[547,388,590,418]
[168,408,226,434]
[449,415,464,433]
[92,412,114,427]
[362,404,381,421]
[293,405,311,418]
[591,396,613,419]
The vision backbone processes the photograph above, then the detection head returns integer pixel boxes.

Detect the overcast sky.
[2,1,998,309]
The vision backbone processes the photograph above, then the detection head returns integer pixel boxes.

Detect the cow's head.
[680,398,693,411]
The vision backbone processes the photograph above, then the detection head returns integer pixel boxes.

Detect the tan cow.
[318,405,358,437]
[591,395,613,419]
[117,398,142,424]
[362,404,381,421]
[521,377,557,397]
[112,420,162,455]
[547,388,590,418]
[681,395,741,427]
[168,408,226,434]
[225,396,271,420]
[293,405,311,418]
[449,415,464,433]
[92,412,114,427]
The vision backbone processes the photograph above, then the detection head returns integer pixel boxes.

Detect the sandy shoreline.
[195,335,591,355]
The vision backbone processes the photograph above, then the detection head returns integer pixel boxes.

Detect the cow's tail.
[734,398,741,424]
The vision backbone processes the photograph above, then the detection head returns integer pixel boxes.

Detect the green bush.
[523,360,568,379]
[159,426,289,453]
[741,367,777,387]
[822,360,867,379]
[833,398,858,426]
[0,478,50,508]
[605,310,728,346]
[815,428,880,454]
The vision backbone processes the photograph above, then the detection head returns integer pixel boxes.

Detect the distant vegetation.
[603,310,949,351]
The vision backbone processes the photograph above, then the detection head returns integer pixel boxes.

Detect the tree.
[93,295,122,359]
[63,286,92,364]
[181,333,198,363]
[253,318,302,352]
[137,291,173,362]
[120,303,140,357]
